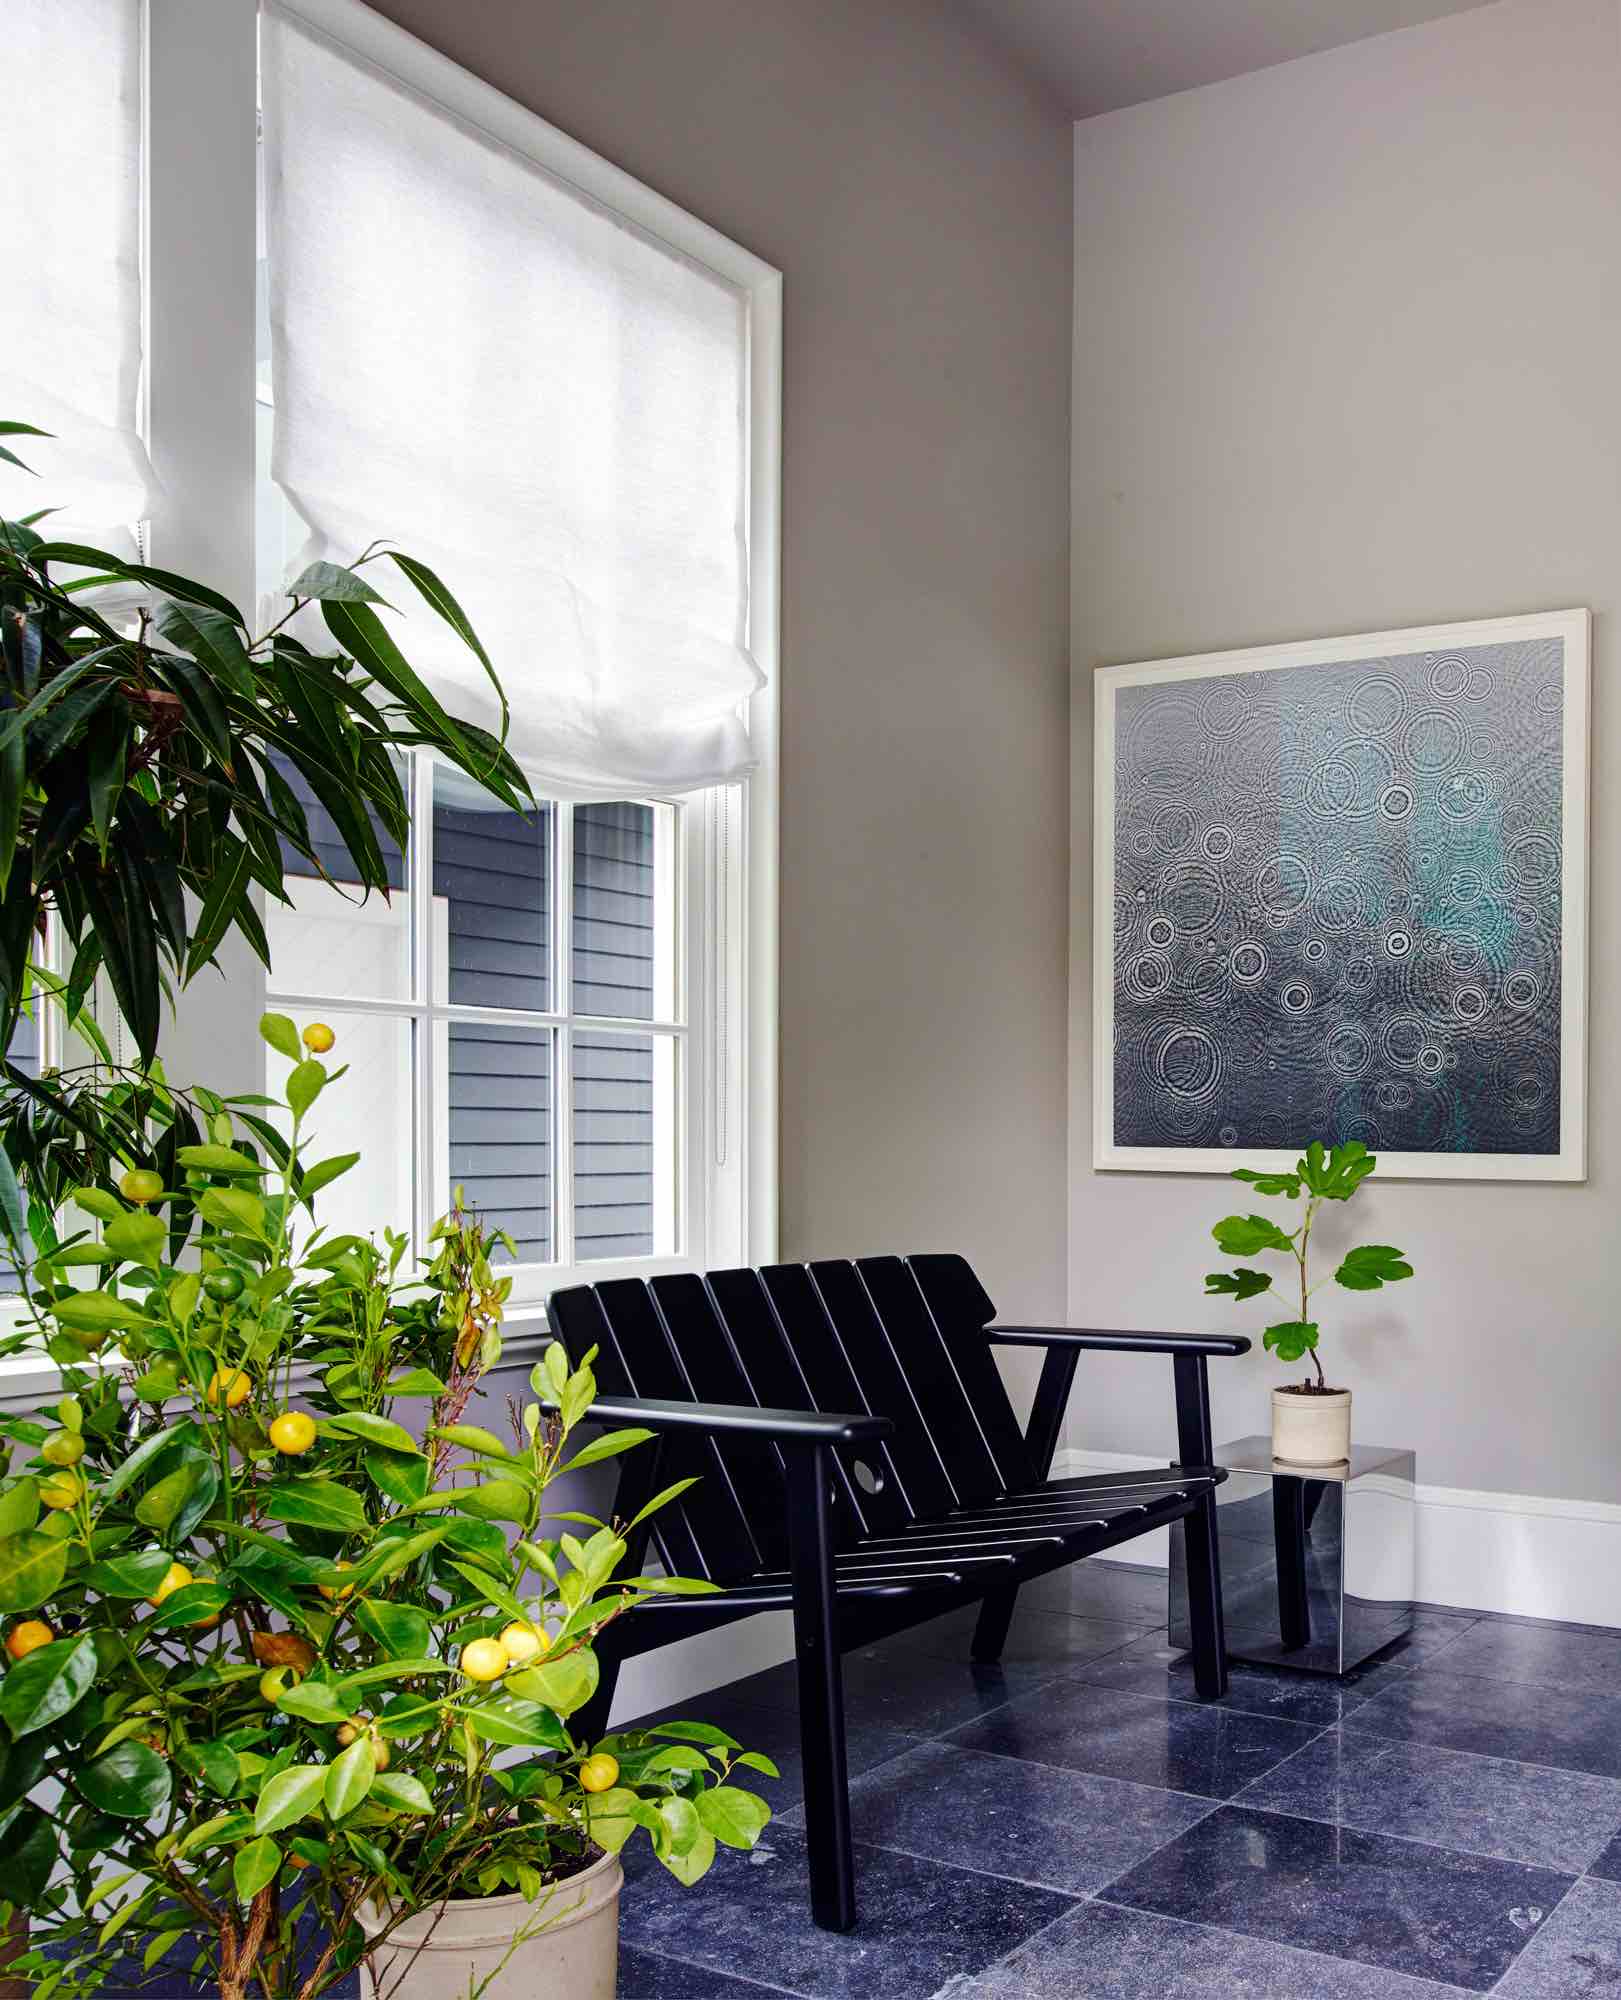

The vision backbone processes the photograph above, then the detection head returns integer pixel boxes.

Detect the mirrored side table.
[1170,1436,1415,1676]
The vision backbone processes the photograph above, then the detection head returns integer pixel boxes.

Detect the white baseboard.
[1056,1448,1621,1630]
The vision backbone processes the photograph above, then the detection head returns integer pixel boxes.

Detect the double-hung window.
[3,0,780,1323]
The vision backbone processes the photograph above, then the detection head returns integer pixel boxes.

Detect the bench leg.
[1173,1352,1229,1701]
[970,1589,1017,1663]
[574,1627,624,1747]
[786,1442,856,1932]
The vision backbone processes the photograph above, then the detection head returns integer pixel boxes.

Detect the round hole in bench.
[853,1459,884,1496]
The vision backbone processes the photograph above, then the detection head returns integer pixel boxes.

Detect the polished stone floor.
[618,1563,1621,1999]
[70,1563,1621,1997]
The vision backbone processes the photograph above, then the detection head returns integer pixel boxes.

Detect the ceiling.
[959,0,1496,120]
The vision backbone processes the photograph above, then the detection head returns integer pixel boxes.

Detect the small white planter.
[1271,1386,1352,1468]
[358,1847,622,2000]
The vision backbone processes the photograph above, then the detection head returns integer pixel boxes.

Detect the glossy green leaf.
[157,600,255,696]
[49,1288,156,1333]
[558,1427,654,1475]
[354,1599,430,1659]
[366,1446,430,1508]
[174,1145,267,1177]
[301,1151,359,1198]
[0,1802,57,1909]
[102,1209,168,1266]
[1211,1214,1296,1258]
[1335,1244,1414,1291]
[505,1647,598,1718]
[459,1697,567,1751]
[385,1368,445,1397]
[275,1680,359,1725]
[177,1737,240,1799]
[0,1481,39,1539]
[258,1012,302,1061]
[286,1060,325,1118]
[449,1478,530,1524]
[1204,1266,1273,1301]
[253,1763,328,1835]
[1262,1319,1321,1362]
[135,1456,218,1540]
[197,1186,267,1238]
[289,561,391,606]
[0,1528,69,1612]
[80,1738,173,1818]
[101,1423,200,1502]
[324,1733,377,1820]
[80,1546,172,1598]
[262,1480,370,1535]
[233,1833,282,1902]
[320,1410,418,1455]
[694,1784,771,1850]
[583,1785,641,1854]
[369,1770,432,1815]
[0,1633,97,1738]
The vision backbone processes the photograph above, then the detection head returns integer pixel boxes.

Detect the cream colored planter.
[358,1847,622,2000]
[1271,1386,1352,1468]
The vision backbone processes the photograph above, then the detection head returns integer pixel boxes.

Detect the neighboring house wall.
[367,0,1076,1344]
[1068,0,1621,1505]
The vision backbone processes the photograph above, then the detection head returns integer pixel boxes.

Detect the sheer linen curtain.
[0,0,160,538]
[259,3,764,800]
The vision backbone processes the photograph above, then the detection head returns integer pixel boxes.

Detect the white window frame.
[0,0,778,1367]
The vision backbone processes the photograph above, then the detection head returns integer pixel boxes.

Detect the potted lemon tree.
[0,1020,773,1999]
[1203,1140,1415,1466]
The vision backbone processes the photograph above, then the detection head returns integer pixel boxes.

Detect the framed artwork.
[1093,609,1589,1180]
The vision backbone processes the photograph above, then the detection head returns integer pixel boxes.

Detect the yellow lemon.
[302,1022,336,1054]
[269,1410,317,1455]
[498,1620,548,1665]
[579,1753,619,1794]
[458,1637,509,1683]
[260,1667,299,1705]
[149,1561,192,1608]
[5,1620,53,1661]
[38,1470,84,1511]
[318,1561,355,1603]
[206,1368,250,1410]
[40,1430,85,1468]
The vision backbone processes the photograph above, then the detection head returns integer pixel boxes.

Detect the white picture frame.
[1092,608,1590,1182]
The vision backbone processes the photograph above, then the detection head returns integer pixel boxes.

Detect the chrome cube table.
[1170,1436,1416,1676]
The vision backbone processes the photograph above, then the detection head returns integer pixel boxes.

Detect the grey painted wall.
[1069,0,1621,1500]
[366,0,1075,1352]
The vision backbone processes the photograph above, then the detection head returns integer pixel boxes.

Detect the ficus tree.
[1203,1140,1414,1388]
[0,416,531,1066]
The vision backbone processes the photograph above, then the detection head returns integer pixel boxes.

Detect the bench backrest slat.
[906,1253,1037,1491]
[801,1260,959,1520]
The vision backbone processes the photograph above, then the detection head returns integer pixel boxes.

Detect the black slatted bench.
[545,1253,1250,1931]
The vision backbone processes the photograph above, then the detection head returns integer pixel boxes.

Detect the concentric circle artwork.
[1096,613,1588,1178]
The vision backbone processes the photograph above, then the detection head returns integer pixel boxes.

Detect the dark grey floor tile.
[946,1678,1317,1799]
[1417,1620,1621,1696]
[1492,1876,1621,1996]
[935,1900,1477,1998]
[1237,1728,1621,1872]
[1587,1827,1621,1882]
[620,1830,1075,1999]
[619,1944,790,1996]
[781,1740,1212,1895]
[1370,1610,1484,1665]
[1074,1631,1409,1725]
[1103,1802,1572,1992]
[1018,1559,1171,1626]
[727,1644,1059,1737]
[622,1693,917,1812]
[1348,1669,1621,1782]
[900,1604,1153,1669]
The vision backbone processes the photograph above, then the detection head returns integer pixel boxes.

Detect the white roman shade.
[0,0,160,537]
[260,3,763,799]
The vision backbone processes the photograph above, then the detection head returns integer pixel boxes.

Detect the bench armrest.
[988,1325,1252,1359]
[540,1393,893,1448]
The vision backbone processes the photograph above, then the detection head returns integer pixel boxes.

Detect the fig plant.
[0,1019,771,2000]
[1203,1140,1414,1389]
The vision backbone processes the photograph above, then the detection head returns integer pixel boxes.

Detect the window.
[3,0,780,1323]
[261,756,697,1294]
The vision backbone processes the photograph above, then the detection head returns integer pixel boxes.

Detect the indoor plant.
[1203,1140,1414,1466]
[0,1019,773,1999]
[1,415,529,1064]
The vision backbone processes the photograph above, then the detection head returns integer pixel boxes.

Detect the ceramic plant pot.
[1271,1386,1352,1468]
[359,1846,622,2000]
